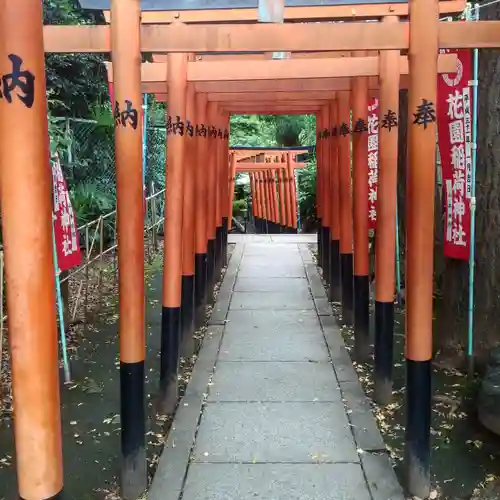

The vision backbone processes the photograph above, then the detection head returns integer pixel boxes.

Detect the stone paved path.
[149,237,404,500]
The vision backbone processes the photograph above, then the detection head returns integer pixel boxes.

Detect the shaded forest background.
[44,0,500,366]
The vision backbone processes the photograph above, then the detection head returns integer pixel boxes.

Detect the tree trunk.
[436,1,500,367]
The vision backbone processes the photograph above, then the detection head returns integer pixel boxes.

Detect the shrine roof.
[78,0,406,11]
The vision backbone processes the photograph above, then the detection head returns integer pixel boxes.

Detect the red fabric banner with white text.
[52,156,82,272]
[437,49,473,260]
[367,97,379,230]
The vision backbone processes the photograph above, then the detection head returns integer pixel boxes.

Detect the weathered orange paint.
[163,52,187,308]
[0,1,63,497]
[352,60,370,277]
[329,100,341,241]
[195,92,208,255]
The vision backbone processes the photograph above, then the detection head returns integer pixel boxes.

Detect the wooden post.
[284,153,294,233]
[228,153,237,232]
[160,51,187,414]
[338,90,354,325]
[221,114,230,266]
[194,92,208,329]
[329,100,342,302]
[261,171,269,234]
[375,17,401,405]
[110,0,147,496]
[278,167,287,232]
[316,112,323,265]
[405,0,439,496]
[214,110,223,277]
[206,102,218,299]
[180,81,196,358]
[320,105,331,282]
[0,2,63,498]
[352,60,370,362]
[288,153,299,233]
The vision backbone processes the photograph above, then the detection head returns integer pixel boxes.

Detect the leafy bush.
[233,198,248,214]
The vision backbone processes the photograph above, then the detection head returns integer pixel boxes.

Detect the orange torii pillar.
[316,113,324,267]
[221,115,230,266]
[288,154,299,233]
[328,100,342,302]
[111,0,147,495]
[0,2,64,499]
[180,81,197,358]
[338,90,354,325]
[283,153,294,234]
[250,172,260,232]
[374,17,400,405]
[352,67,371,362]
[228,152,237,233]
[214,110,226,276]
[405,0,439,496]
[258,171,269,233]
[160,52,187,414]
[268,169,280,233]
[205,102,218,301]
[194,93,209,329]
[320,105,331,282]
[278,167,287,232]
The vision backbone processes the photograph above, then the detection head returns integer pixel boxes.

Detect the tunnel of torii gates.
[1,0,499,498]
[227,149,306,234]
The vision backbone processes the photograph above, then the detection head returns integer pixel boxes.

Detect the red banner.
[52,156,82,272]
[437,49,473,260]
[367,97,379,230]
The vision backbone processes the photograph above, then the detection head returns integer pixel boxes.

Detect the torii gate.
[1,0,497,499]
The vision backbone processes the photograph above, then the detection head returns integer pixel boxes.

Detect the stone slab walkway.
[149,238,404,500]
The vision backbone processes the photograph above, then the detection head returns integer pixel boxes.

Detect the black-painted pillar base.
[280,224,286,233]
[405,359,431,499]
[340,253,354,325]
[254,217,260,233]
[215,225,223,277]
[180,274,196,358]
[288,227,298,234]
[159,306,180,414]
[317,218,323,267]
[222,217,228,267]
[194,252,207,330]
[206,239,216,304]
[329,239,341,302]
[120,360,147,500]
[322,226,331,283]
[353,275,370,362]
[264,219,270,234]
[374,300,394,404]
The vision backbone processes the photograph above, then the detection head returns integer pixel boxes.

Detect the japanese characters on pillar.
[437,49,472,260]
[52,155,82,271]
[367,98,379,230]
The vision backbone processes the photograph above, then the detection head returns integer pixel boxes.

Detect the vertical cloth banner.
[367,97,379,230]
[437,49,473,260]
[52,156,82,271]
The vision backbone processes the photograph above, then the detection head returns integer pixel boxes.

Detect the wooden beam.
[105,54,458,83]
[101,1,465,24]
[211,91,336,101]
[42,21,500,53]
[151,77,382,94]
[235,162,306,170]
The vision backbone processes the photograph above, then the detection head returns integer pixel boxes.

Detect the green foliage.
[233,198,248,214]
[297,160,317,227]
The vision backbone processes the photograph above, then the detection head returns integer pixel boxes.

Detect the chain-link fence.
[56,117,167,203]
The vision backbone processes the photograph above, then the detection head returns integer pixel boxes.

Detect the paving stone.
[238,264,306,278]
[208,362,341,402]
[219,328,329,361]
[361,452,405,500]
[234,277,310,292]
[229,290,314,310]
[340,381,385,451]
[241,255,303,267]
[182,463,371,500]
[192,402,359,463]
[225,309,321,334]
